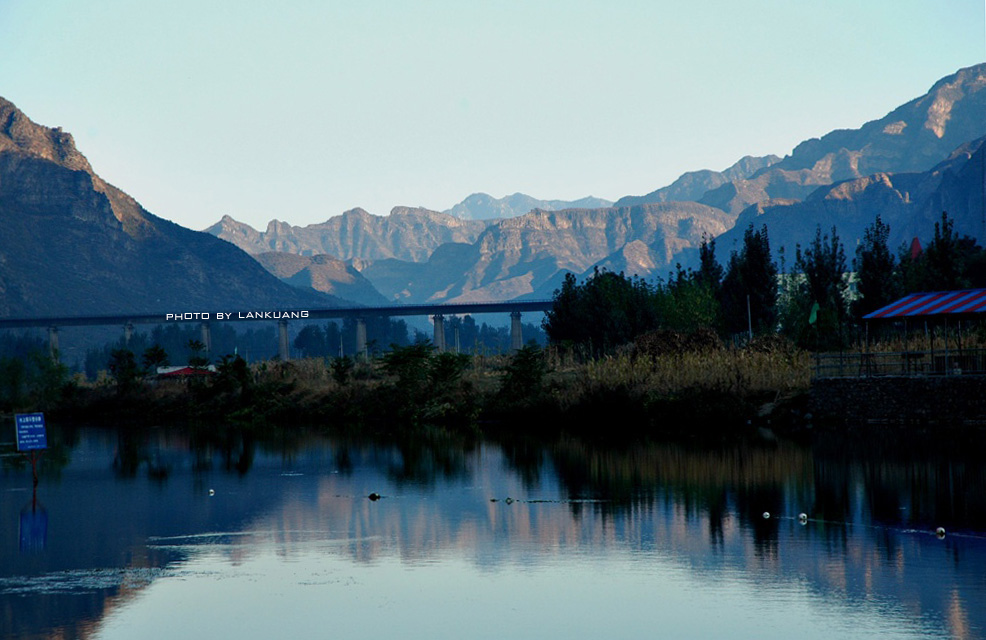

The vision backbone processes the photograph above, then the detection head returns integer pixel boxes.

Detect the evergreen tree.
[787,226,848,348]
[108,348,142,394]
[853,215,898,319]
[922,211,968,290]
[721,225,778,336]
[697,236,724,296]
[142,344,170,373]
[187,340,209,368]
[543,269,661,356]
[293,325,328,358]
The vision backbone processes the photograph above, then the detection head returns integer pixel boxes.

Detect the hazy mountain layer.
[445,192,613,221]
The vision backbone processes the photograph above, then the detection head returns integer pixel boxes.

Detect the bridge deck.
[0,300,554,329]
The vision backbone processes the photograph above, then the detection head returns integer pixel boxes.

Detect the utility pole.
[746,294,753,341]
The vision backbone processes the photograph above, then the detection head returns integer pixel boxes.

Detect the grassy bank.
[34,338,813,441]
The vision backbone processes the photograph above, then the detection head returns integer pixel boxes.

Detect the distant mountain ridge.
[616,155,781,207]
[206,207,487,262]
[445,192,613,220]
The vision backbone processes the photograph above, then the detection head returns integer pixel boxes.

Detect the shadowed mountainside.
[0,97,343,317]
[703,137,986,267]
[695,64,986,215]
[253,252,388,307]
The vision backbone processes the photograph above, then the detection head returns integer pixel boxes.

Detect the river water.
[2,425,985,639]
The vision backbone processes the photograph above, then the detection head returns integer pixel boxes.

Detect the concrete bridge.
[0,300,554,361]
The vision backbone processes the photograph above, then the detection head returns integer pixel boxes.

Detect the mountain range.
[4,63,986,324]
[209,63,986,305]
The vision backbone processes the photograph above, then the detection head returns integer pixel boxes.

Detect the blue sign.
[15,413,47,452]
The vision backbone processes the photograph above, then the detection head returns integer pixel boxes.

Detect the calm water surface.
[2,426,985,639]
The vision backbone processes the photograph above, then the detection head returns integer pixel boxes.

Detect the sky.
[0,1,983,232]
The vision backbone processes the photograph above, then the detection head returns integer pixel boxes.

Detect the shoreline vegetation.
[4,334,814,440]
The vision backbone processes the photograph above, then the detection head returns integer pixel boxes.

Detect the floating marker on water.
[798,513,808,524]
[936,527,946,539]
[762,512,770,519]
[208,489,215,496]
[505,497,514,505]
[368,492,381,501]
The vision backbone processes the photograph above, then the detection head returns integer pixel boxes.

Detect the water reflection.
[18,489,47,553]
[1,426,984,639]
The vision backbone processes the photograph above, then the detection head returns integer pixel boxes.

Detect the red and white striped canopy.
[863,289,986,319]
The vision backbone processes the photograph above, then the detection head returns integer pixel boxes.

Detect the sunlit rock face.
[207,207,488,262]
[358,202,732,303]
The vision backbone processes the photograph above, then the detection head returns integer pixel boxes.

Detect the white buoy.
[208,489,215,496]
[762,512,770,519]
[798,513,808,524]
[936,527,946,539]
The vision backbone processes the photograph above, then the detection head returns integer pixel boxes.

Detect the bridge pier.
[355,317,367,359]
[47,326,59,361]
[200,322,212,355]
[433,314,445,352]
[278,320,290,361]
[510,311,523,352]
[124,322,134,346]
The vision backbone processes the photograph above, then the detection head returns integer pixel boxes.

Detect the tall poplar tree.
[721,225,777,336]
[853,215,898,320]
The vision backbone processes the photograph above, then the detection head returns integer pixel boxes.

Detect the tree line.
[544,212,986,354]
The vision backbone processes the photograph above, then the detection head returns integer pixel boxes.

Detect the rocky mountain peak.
[920,63,986,139]
[0,97,92,173]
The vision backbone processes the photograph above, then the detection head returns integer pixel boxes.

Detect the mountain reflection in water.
[1,426,984,639]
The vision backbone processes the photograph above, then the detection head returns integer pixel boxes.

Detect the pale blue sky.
[0,1,982,231]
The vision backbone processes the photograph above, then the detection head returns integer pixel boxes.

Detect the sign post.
[15,413,47,487]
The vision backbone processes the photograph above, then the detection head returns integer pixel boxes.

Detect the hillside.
[0,97,343,318]
[705,137,986,267]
